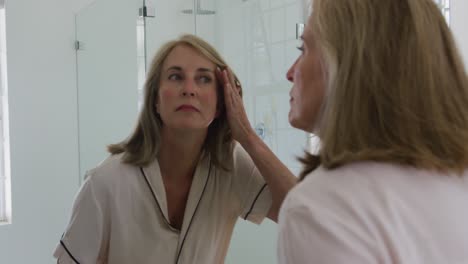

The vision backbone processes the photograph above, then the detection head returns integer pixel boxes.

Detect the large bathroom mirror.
[73,0,450,262]
[75,0,307,262]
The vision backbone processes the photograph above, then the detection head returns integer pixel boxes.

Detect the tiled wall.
[214,0,310,174]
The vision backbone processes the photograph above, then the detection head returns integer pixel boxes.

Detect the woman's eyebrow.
[165,66,213,73]
[166,66,182,72]
[197,68,214,73]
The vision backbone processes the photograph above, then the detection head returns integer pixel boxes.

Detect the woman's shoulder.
[85,153,138,187]
[231,142,254,165]
[232,142,247,157]
[299,161,410,188]
[284,161,462,214]
[285,162,407,212]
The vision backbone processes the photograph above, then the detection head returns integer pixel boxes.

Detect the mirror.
[73,0,456,262]
[75,0,307,262]
[74,0,452,262]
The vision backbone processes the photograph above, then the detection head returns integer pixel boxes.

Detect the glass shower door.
[75,0,140,180]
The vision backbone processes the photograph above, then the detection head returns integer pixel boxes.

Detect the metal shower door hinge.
[74,40,82,50]
[139,6,155,18]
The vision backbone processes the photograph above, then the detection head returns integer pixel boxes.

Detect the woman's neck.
[158,128,207,181]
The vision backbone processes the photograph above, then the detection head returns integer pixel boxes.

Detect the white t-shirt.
[278,162,468,264]
[54,144,272,264]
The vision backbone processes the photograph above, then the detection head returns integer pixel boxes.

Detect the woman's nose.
[182,80,196,96]
[182,90,195,96]
[286,59,297,82]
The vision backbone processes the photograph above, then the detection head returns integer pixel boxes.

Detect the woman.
[278,0,468,263]
[54,34,296,264]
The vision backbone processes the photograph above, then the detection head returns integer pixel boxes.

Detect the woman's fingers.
[216,68,230,104]
[224,70,242,108]
[217,67,240,94]
[225,82,234,111]
[215,67,254,143]
[227,68,238,92]
[218,69,234,112]
[216,67,244,120]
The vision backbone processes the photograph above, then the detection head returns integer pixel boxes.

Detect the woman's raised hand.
[216,67,256,145]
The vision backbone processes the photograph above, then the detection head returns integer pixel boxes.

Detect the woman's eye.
[168,74,182,81]
[199,76,212,83]
[297,44,304,53]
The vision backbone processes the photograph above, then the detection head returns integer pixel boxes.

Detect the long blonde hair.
[299,0,468,179]
[108,34,241,170]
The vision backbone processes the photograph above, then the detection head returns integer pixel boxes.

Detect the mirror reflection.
[67,0,457,263]
[73,0,308,263]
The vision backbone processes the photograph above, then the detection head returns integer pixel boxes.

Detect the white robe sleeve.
[53,174,109,264]
[232,144,273,224]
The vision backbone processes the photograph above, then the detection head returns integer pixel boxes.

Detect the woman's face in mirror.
[286,17,326,133]
[157,44,219,131]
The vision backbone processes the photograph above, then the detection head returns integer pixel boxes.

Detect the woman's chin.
[289,117,314,133]
[168,123,208,132]
[288,113,300,129]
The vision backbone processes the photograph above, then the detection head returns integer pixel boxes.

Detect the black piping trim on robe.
[175,161,212,264]
[140,167,172,227]
[140,160,212,264]
[59,239,81,264]
[243,183,267,220]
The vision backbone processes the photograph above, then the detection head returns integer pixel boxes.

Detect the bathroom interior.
[0,0,466,263]
[75,1,311,262]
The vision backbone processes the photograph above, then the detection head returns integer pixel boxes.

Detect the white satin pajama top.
[54,144,272,264]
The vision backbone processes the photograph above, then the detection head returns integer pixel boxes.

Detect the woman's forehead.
[163,45,216,70]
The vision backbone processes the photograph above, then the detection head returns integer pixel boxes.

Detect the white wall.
[0,0,80,263]
[72,0,97,13]
[452,0,468,65]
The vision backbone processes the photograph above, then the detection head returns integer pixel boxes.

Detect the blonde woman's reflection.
[278,0,468,263]
[54,35,296,264]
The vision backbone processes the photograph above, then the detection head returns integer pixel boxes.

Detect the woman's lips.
[176,105,199,112]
